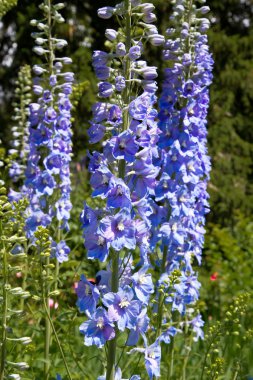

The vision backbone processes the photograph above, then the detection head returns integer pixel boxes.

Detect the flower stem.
[42,296,73,380]
[0,221,8,380]
[156,245,167,338]
[44,256,51,380]
[106,251,119,380]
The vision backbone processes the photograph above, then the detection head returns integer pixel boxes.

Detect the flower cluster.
[154,0,213,333]
[77,0,213,378]
[24,1,74,263]
[78,1,166,378]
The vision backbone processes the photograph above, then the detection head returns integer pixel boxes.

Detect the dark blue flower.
[112,131,139,163]
[76,274,100,317]
[85,233,110,262]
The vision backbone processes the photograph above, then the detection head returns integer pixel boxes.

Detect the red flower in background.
[210,272,218,281]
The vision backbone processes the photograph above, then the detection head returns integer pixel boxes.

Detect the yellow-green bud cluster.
[0,0,17,18]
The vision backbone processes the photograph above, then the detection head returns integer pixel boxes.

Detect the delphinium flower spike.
[23,1,74,378]
[77,1,165,378]
[153,0,213,341]
[25,0,74,263]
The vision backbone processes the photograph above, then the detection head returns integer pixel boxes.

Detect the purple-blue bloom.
[132,266,154,305]
[79,307,115,348]
[76,274,100,317]
[103,286,141,331]
[99,211,136,251]
[51,240,70,263]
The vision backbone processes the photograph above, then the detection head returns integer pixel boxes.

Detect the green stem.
[44,256,51,380]
[169,338,175,379]
[47,0,54,77]
[106,250,119,380]
[156,245,167,338]
[54,221,61,292]
[0,222,8,380]
[20,241,28,311]
[182,336,192,380]
[42,297,73,380]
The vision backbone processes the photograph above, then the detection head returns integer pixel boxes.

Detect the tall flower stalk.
[8,65,32,186]
[77,0,165,378]
[24,1,74,377]
[154,0,213,340]
[0,187,30,380]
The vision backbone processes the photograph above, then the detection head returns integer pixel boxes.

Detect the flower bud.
[105,29,118,41]
[143,12,157,23]
[198,6,210,14]
[33,46,47,56]
[55,39,68,49]
[62,72,74,82]
[54,3,65,10]
[129,45,142,60]
[97,7,114,19]
[54,13,65,23]
[33,85,43,95]
[115,76,126,91]
[35,37,46,45]
[139,3,155,13]
[61,57,72,64]
[98,82,113,98]
[116,42,126,57]
[37,22,48,31]
[33,65,46,75]
[148,34,165,46]
[30,19,38,26]
[8,374,21,379]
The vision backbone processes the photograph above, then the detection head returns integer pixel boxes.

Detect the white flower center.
[119,298,130,308]
[139,275,146,284]
[102,174,109,185]
[117,222,125,231]
[172,223,177,232]
[97,236,105,246]
[116,186,123,196]
[148,351,155,359]
[96,317,104,329]
[119,140,126,149]
[163,180,168,189]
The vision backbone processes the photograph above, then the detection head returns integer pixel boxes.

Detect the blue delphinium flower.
[129,340,161,380]
[103,286,142,332]
[79,307,115,348]
[25,2,74,262]
[76,275,100,317]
